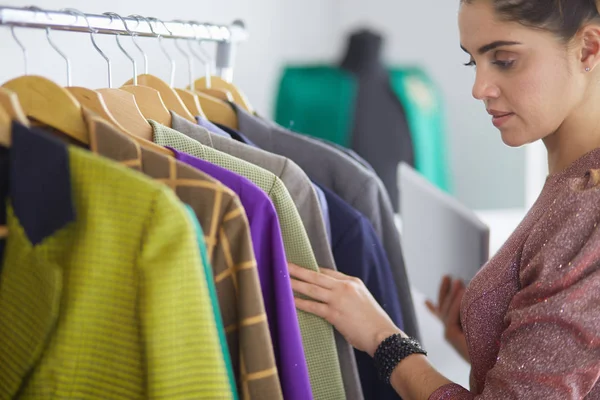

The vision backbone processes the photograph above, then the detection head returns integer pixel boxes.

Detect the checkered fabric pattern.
[0,141,232,399]
[152,121,346,400]
[88,117,282,400]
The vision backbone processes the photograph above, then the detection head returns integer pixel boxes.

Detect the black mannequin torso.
[340,29,414,213]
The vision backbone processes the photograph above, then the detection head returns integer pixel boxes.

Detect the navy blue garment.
[0,122,75,273]
[213,122,258,147]
[316,182,404,400]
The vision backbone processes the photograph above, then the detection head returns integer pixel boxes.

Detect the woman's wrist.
[369,329,405,357]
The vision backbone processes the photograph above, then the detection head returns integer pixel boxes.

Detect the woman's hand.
[425,276,470,362]
[288,263,403,357]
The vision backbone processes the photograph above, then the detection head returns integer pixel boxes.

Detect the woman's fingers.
[318,267,355,281]
[425,300,439,317]
[294,297,331,320]
[288,263,336,289]
[291,278,332,303]
[440,279,461,320]
[438,275,452,307]
[449,286,464,325]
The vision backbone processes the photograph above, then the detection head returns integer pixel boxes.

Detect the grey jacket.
[171,112,364,400]
[235,106,421,342]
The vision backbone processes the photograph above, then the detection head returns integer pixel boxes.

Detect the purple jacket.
[166,146,313,400]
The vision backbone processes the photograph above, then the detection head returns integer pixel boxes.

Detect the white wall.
[0,0,336,119]
[325,0,529,210]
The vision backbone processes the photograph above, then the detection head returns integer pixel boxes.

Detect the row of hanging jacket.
[0,6,419,400]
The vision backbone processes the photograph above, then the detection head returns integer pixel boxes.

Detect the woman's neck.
[543,89,600,175]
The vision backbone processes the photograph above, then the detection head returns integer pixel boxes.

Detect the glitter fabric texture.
[430,149,600,400]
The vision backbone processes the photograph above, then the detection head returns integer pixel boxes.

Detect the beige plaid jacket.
[86,116,283,400]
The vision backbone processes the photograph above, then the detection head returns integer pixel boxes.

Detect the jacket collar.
[5,122,75,246]
[0,121,72,397]
[231,103,278,151]
[171,111,214,147]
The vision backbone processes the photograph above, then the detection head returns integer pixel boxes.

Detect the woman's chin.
[499,129,529,148]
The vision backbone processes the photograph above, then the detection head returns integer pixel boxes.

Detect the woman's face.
[458,1,586,147]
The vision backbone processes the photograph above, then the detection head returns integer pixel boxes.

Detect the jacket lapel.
[0,206,62,399]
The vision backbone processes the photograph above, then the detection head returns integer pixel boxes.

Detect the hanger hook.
[127,15,149,74]
[188,21,212,88]
[10,26,28,75]
[103,12,138,86]
[62,8,113,88]
[148,17,175,87]
[172,20,195,90]
[24,6,71,86]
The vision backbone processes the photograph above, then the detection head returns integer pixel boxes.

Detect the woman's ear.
[579,25,600,72]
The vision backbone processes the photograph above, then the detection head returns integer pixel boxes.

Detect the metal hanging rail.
[0,6,248,80]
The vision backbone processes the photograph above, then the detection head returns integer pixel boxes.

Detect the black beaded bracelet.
[373,334,427,384]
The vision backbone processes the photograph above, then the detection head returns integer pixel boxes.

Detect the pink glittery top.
[429,149,600,400]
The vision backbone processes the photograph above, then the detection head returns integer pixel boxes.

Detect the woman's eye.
[463,60,476,67]
[492,60,515,69]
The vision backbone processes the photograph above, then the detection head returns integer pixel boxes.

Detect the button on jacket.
[86,116,281,400]
[0,122,232,399]
[151,121,346,400]
[166,146,312,400]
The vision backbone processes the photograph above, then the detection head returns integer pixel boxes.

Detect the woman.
[288,0,600,399]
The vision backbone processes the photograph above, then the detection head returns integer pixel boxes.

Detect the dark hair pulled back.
[461,0,600,42]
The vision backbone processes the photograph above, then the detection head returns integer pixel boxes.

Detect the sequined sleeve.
[430,173,600,400]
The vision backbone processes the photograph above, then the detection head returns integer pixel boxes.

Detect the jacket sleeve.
[430,177,600,400]
[138,187,233,400]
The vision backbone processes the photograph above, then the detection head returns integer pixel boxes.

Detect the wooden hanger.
[0,87,29,126]
[122,75,196,123]
[200,87,234,102]
[175,88,206,119]
[196,92,238,129]
[194,76,254,113]
[97,88,154,141]
[2,75,88,144]
[70,87,173,157]
[121,85,172,127]
[0,102,12,147]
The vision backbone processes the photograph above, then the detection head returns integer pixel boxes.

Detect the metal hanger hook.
[62,8,113,88]
[103,12,138,86]
[10,26,28,75]
[127,15,149,74]
[172,20,195,90]
[188,21,212,88]
[148,17,176,87]
[23,6,71,85]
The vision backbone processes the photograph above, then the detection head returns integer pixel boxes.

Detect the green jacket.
[275,65,451,192]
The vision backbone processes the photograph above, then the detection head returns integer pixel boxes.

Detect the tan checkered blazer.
[86,115,283,400]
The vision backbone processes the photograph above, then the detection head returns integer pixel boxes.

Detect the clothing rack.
[0,6,248,81]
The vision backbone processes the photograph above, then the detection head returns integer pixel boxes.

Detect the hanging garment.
[234,107,420,341]
[274,65,451,195]
[85,116,281,400]
[151,121,347,400]
[196,116,231,138]
[172,112,362,400]
[209,120,333,242]
[165,146,311,400]
[183,204,239,400]
[431,151,600,400]
[316,183,403,400]
[0,122,232,399]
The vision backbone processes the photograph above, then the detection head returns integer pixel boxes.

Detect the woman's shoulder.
[518,167,600,295]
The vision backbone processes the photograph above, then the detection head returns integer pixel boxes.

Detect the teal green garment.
[183,204,239,400]
[275,65,451,192]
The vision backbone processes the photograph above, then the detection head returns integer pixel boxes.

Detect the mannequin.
[339,28,414,213]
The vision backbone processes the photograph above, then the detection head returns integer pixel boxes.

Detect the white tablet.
[399,163,490,301]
